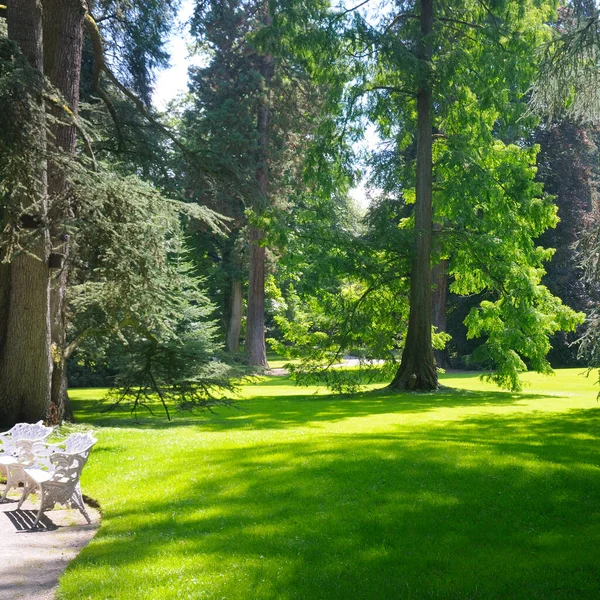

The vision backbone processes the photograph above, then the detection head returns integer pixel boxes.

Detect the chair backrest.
[0,421,53,456]
[14,422,53,441]
[16,431,96,471]
[50,432,97,485]
[64,432,97,455]
[1,421,43,438]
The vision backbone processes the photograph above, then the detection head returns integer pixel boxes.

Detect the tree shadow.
[62,405,600,599]
[71,377,552,432]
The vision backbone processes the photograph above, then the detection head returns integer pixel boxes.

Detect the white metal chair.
[0,421,45,456]
[2,436,61,501]
[17,432,97,528]
[0,422,54,483]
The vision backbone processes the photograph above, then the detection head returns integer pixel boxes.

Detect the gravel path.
[0,483,100,600]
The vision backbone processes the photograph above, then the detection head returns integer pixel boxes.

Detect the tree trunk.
[226,278,243,353]
[432,259,450,369]
[0,261,11,421]
[0,0,53,424]
[244,4,272,369]
[389,0,437,391]
[245,228,268,366]
[42,0,86,423]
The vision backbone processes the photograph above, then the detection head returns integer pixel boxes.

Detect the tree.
[0,0,53,423]
[185,0,264,358]
[357,0,584,391]
[535,122,599,366]
[63,168,235,419]
[0,0,231,424]
[273,0,583,393]
[528,2,600,378]
[387,0,436,390]
[186,0,335,367]
[43,0,87,422]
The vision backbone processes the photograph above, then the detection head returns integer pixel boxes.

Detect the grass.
[57,369,600,599]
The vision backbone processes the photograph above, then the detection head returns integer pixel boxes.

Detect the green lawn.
[58,370,600,599]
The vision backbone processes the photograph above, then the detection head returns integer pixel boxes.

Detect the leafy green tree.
[275,0,584,392]
[535,122,599,366]
[359,0,584,391]
[528,2,600,378]
[64,167,235,418]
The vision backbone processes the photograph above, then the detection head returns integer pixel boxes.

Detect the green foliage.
[530,5,600,123]
[63,164,237,417]
[0,5,238,418]
[275,0,582,392]
[92,0,179,104]
[0,37,47,255]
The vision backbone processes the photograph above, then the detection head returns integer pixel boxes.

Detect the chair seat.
[23,468,53,485]
[0,456,16,466]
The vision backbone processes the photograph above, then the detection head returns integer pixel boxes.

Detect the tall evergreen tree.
[186,0,333,367]
[0,0,52,422]
[273,0,583,393]
[352,0,583,391]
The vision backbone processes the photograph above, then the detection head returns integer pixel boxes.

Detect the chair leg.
[71,485,91,524]
[17,478,33,509]
[31,483,45,529]
[1,466,17,501]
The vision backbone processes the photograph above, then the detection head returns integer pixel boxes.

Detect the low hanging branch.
[43,92,97,170]
[1,5,235,179]
[82,13,227,177]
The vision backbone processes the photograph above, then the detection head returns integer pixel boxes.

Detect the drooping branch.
[43,91,97,169]
[83,13,222,176]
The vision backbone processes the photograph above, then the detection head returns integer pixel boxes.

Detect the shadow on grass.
[71,379,552,432]
[63,405,600,599]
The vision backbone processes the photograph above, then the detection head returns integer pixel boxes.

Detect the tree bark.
[42,0,86,423]
[389,0,437,391]
[0,0,53,424]
[432,258,450,369]
[244,4,273,369]
[0,261,11,401]
[245,228,268,366]
[226,278,243,353]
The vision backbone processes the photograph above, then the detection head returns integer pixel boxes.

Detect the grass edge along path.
[58,369,600,599]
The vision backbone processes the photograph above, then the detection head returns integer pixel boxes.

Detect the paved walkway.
[0,483,100,600]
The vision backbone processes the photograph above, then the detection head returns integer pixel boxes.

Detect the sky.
[152,0,378,208]
[153,0,198,110]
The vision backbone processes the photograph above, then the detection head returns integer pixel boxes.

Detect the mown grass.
[57,369,600,599]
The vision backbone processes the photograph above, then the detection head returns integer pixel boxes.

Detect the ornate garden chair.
[16,432,97,528]
[0,421,54,482]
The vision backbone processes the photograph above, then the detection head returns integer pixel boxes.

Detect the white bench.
[16,432,97,528]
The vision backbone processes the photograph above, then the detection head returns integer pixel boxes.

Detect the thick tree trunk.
[0,0,53,424]
[0,263,9,364]
[389,0,437,391]
[244,5,272,369]
[245,228,268,366]
[43,0,86,423]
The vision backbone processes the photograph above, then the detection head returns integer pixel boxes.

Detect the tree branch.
[83,13,226,178]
